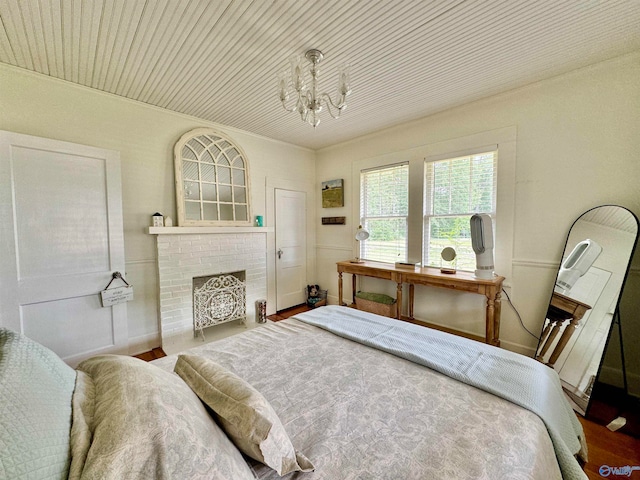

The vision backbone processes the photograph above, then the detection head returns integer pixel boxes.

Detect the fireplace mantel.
[149,226,273,235]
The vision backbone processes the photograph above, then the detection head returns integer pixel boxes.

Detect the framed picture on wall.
[322,179,344,208]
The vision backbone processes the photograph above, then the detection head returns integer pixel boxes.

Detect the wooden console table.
[337,260,505,346]
[535,292,591,367]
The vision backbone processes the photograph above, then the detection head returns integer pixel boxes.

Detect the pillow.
[74,355,255,480]
[0,328,76,480]
[175,354,314,476]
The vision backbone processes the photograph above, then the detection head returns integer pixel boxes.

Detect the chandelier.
[278,49,351,128]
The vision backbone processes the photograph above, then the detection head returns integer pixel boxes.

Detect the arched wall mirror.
[174,128,252,227]
[535,205,638,416]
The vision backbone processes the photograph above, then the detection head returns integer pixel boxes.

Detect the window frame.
[359,162,410,263]
[422,150,498,271]
[352,128,515,282]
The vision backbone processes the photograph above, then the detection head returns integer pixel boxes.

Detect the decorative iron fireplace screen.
[193,271,246,338]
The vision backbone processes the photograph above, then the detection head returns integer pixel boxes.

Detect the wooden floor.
[266,303,311,322]
[136,304,640,478]
[579,416,640,479]
[133,347,166,362]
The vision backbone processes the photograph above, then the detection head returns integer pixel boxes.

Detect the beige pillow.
[175,354,314,476]
[75,355,255,480]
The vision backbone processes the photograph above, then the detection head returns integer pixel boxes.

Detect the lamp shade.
[355,225,370,242]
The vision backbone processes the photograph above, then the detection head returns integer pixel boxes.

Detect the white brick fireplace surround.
[150,226,269,353]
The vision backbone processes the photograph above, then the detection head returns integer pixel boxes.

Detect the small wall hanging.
[100,272,134,307]
[321,216,346,225]
[321,179,344,208]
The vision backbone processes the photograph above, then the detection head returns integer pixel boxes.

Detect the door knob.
[277,249,283,259]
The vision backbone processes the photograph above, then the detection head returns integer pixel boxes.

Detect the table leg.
[409,283,415,320]
[538,320,562,360]
[537,320,552,344]
[485,288,501,346]
[396,282,402,319]
[535,321,553,361]
[338,272,344,306]
[352,274,357,305]
[548,318,578,367]
[493,289,502,346]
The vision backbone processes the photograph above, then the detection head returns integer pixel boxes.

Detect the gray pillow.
[175,354,314,476]
[0,328,76,480]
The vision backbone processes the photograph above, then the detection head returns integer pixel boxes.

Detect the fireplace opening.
[193,271,246,339]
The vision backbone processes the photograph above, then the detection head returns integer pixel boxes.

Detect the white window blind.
[423,151,497,270]
[360,163,409,263]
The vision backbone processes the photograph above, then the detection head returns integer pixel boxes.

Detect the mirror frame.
[174,128,252,227]
[535,204,639,416]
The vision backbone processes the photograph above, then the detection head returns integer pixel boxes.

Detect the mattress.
[152,308,572,479]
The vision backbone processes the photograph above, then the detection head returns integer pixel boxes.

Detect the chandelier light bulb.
[277,72,289,102]
[278,49,351,128]
[338,65,351,97]
[290,55,305,92]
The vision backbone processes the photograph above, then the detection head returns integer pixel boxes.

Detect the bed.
[0,305,587,480]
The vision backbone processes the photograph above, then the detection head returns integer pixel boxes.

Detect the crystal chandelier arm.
[279,83,309,116]
[320,93,348,119]
[279,95,300,113]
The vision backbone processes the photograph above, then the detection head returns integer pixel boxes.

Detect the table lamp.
[351,225,369,263]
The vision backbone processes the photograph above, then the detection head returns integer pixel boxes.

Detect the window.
[423,151,497,270]
[360,163,409,263]
[174,128,251,226]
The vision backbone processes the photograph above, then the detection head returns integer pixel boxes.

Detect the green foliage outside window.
[361,164,409,262]
[359,151,495,267]
[425,152,496,270]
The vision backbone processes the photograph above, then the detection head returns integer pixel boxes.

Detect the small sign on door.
[101,271,133,307]
[101,285,134,307]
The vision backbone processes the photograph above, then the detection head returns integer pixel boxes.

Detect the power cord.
[501,287,540,341]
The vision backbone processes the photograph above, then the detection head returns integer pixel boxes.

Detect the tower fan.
[555,239,602,294]
[470,214,495,279]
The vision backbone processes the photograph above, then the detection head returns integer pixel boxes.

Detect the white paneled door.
[0,131,127,366]
[275,189,306,310]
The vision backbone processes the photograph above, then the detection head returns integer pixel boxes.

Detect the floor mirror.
[535,205,638,415]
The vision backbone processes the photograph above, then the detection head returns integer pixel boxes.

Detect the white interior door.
[275,189,306,310]
[0,131,127,366]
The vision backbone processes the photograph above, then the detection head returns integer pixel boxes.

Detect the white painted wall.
[315,51,640,375]
[1,50,639,394]
[0,64,316,354]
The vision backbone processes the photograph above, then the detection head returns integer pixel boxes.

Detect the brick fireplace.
[151,227,267,350]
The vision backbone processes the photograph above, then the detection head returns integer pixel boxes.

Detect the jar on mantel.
[152,212,164,227]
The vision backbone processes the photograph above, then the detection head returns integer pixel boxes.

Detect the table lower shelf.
[399,315,488,344]
[345,303,489,345]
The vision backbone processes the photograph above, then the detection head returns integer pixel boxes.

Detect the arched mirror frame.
[535,204,639,416]
[174,128,252,226]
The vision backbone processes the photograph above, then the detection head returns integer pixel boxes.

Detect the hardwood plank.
[268,304,310,322]
[579,416,640,479]
[133,347,166,361]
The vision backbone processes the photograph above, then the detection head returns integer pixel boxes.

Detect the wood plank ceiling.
[1,0,639,150]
